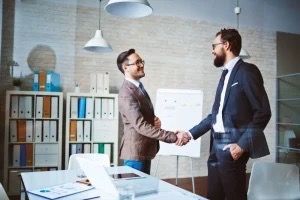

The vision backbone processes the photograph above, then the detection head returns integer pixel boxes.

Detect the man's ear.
[223,41,231,51]
[122,64,127,72]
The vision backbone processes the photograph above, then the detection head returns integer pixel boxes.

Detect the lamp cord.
[99,0,101,30]
[236,0,240,30]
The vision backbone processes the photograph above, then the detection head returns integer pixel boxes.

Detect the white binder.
[107,98,114,119]
[10,95,19,118]
[93,144,98,153]
[96,73,104,93]
[70,97,78,118]
[24,96,33,118]
[49,121,57,142]
[13,145,20,167]
[94,98,102,119]
[104,144,112,163]
[101,98,108,119]
[85,98,94,119]
[26,120,33,142]
[103,72,109,94]
[35,121,42,142]
[83,120,91,142]
[51,96,59,118]
[90,73,97,93]
[10,120,17,142]
[36,96,43,118]
[18,96,26,118]
[71,144,77,155]
[84,144,91,153]
[76,121,83,142]
[43,120,50,142]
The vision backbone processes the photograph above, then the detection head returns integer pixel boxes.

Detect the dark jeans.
[123,160,151,174]
[207,132,249,200]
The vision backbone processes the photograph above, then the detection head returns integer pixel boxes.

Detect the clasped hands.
[175,130,191,146]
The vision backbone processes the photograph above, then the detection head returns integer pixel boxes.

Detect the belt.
[213,131,231,139]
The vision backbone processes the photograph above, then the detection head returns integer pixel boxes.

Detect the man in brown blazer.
[117,49,190,174]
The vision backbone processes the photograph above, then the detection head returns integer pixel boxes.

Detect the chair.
[0,182,9,200]
[68,153,110,170]
[248,161,300,200]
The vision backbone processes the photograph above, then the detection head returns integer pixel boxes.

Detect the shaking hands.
[175,131,192,146]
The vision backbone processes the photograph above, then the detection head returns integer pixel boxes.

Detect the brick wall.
[0,0,276,180]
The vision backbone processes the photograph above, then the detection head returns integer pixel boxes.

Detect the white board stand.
[154,89,203,194]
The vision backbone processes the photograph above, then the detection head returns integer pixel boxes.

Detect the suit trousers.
[207,132,249,200]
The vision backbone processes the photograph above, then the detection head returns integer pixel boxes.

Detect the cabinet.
[65,93,119,168]
[3,91,63,196]
[276,73,300,164]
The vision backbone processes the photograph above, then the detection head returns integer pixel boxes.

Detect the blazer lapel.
[223,59,243,107]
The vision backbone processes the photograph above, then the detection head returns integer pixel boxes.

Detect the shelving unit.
[65,93,119,168]
[3,91,63,196]
[276,73,300,164]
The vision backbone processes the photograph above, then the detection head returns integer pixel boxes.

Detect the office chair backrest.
[68,153,110,170]
[0,182,9,200]
[248,161,300,200]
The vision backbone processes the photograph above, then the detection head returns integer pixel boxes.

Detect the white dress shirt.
[125,77,140,88]
[213,56,240,133]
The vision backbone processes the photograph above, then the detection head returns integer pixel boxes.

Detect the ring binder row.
[4,91,63,196]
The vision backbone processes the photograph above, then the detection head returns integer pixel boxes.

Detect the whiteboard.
[155,89,203,158]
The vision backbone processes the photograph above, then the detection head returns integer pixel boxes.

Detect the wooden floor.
[163,173,250,198]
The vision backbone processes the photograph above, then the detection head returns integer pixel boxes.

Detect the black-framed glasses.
[126,59,145,67]
[212,42,224,50]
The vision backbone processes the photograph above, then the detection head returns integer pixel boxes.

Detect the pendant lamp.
[84,0,112,53]
[235,0,250,59]
[105,0,152,18]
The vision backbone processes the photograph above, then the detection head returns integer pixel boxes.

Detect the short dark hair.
[216,28,241,56]
[117,48,136,74]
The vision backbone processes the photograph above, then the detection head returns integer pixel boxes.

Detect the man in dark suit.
[186,29,271,199]
[117,49,191,174]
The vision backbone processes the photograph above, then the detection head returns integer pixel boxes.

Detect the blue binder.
[20,144,27,166]
[78,97,86,118]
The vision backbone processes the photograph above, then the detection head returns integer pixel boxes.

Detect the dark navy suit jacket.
[190,59,271,158]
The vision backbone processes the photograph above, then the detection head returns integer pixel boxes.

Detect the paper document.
[28,182,94,199]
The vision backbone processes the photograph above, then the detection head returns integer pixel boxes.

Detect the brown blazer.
[118,80,177,161]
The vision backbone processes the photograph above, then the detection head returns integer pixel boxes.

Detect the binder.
[98,143,105,153]
[24,96,33,118]
[32,72,39,91]
[51,96,59,118]
[10,120,18,142]
[76,144,83,153]
[45,72,52,91]
[43,120,50,142]
[93,144,98,153]
[83,121,91,142]
[78,97,86,118]
[103,72,109,94]
[35,121,42,142]
[101,98,108,119]
[70,97,78,118]
[26,144,33,166]
[25,120,33,142]
[18,96,26,118]
[70,144,77,155]
[90,73,97,93]
[17,120,26,142]
[83,144,91,153]
[94,98,101,119]
[107,98,114,119]
[85,98,94,119]
[39,70,46,91]
[104,144,112,163]
[36,96,43,118]
[69,120,77,141]
[96,73,104,93]
[20,144,26,166]
[43,96,51,118]
[49,121,57,142]
[10,95,19,118]
[13,145,20,166]
[76,121,83,142]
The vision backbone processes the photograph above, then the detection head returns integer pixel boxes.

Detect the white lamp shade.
[239,48,250,59]
[105,0,153,18]
[84,30,112,53]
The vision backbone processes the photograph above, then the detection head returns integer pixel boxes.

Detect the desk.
[21,166,206,200]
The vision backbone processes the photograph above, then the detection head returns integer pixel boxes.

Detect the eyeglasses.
[212,42,224,50]
[126,59,145,67]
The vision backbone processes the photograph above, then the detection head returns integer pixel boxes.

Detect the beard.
[214,50,226,67]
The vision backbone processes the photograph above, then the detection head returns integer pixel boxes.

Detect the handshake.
[175,131,191,146]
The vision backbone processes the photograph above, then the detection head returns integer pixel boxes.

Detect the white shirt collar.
[222,56,240,72]
[125,77,140,88]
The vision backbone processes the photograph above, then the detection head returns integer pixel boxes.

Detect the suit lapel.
[223,59,243,107]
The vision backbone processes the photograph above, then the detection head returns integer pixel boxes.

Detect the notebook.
[77,157,158,198]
